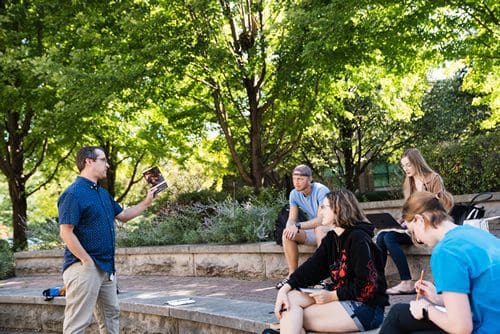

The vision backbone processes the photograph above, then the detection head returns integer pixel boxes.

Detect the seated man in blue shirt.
[58,146,155,334]
[276,164,330,289]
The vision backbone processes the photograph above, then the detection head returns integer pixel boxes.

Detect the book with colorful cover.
[142,166,167,196]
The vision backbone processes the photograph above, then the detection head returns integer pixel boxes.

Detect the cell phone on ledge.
[165,298,196,306]
[142,166,168,197]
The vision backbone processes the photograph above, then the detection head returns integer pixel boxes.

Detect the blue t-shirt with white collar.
[431,225,500,333]
[289,182,329,219]
[58,176,123,274]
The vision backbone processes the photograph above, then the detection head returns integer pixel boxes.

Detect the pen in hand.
[416,270,424,301]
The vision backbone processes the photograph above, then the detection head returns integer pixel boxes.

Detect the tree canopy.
[0,0,498,248]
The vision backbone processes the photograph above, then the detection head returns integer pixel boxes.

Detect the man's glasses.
[94,157,108,163]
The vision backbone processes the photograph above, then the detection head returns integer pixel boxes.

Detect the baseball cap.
[293,165,312,176]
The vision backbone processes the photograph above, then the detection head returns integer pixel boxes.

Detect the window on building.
[372,162,400,190]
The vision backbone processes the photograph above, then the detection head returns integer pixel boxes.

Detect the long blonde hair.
[402,148,436,198]
[325,190,369,228]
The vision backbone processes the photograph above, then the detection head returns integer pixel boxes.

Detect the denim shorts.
[339,300,384,331]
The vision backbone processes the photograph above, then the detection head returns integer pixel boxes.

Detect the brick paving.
[0,274,415,306]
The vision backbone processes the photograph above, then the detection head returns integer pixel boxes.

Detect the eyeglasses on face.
[94,157,108,163]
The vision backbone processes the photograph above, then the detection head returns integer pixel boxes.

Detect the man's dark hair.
[76,146,104,172]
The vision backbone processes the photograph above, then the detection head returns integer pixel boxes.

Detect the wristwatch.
[295,223,301,230]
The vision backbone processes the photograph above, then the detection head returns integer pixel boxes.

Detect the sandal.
[386,286,416,295]
[275,278,289,289]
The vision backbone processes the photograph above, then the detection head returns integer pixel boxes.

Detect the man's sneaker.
[275,277,289,289]
[262,328,280,334]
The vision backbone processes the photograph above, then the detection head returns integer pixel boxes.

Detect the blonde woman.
[376,148,453,295]
[380,191,500,333]
[262,190,389,334]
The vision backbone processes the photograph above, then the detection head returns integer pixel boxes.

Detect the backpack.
[449,192,492,225]
[42,286,66,301]
[274,204,308,245]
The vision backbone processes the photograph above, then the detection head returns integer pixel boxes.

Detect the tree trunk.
[246,78,264,192]
[338,117,356,191]
[7,176,28,250]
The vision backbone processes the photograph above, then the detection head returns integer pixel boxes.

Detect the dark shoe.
[262,328,280,334]
[275,278,289,289]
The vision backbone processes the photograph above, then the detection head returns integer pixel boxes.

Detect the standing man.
[58,146,155,334]
[276,164,330,289]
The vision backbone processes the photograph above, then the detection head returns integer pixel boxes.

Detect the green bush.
[204,199,281,244]
[116,204,206,247]
[28,217,64,250]
[0,239,14,279]
[117,190,287,247]
[176,190,229,205]
[422,132,499,194]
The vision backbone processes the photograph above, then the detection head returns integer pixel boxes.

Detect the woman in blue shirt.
[380,191,500,334]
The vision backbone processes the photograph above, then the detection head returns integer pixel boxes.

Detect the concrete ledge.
[15,242,432,282]
[0,289,382,334]
[14,242,317,278]
[0,289,276,334]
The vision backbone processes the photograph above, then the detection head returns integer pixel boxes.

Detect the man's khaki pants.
[62,262,119,334]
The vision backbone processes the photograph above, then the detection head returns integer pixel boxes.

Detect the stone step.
[0,287,388,334]
[0,288,276,334]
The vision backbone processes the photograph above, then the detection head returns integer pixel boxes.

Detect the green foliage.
[204,199,281,244]
[421,132,500,194]
[1,0,498,247]
[27,218,64,250]
[417,69,491,144]
[414,69,499,194]
[0,239,14,280]
[116,205,206,247]
[177,190,229,205]
[116,191,286,247]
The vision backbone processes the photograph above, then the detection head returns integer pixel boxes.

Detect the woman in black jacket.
[265,190,388,334]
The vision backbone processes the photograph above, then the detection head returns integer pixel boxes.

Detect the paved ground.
[0,274,415,306]
[0,275,416,333]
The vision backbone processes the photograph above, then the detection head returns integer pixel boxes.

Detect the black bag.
[274,204,308,245]
[450,192,493,225]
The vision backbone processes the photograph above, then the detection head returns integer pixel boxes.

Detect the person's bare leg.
[282,231,306,276]
[280,290,314,334]
[302,301,358,333]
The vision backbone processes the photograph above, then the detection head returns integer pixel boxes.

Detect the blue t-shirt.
[58,176,123,274]
[289,182,329,219]
[431,225,500,334]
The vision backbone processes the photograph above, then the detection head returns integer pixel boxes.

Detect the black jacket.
[287,222,389,307]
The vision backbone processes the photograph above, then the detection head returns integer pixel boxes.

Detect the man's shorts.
[339,300,384,331]
[302,229,316,246]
